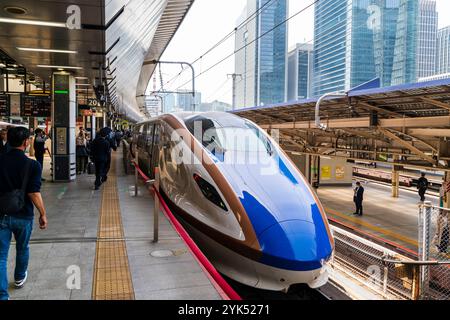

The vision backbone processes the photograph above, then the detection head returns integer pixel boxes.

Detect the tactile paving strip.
[92,154,135,300]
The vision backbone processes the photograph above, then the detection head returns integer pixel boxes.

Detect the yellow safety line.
[325,207,419,247]
[92,154,135,300]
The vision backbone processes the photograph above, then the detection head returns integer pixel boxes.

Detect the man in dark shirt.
[353,181,365,216]
[0,127,48,300]
[417,173,429,202]
[90,130,111,190]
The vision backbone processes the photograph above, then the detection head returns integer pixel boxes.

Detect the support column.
[392,155,400,198]
[51,72,76,182]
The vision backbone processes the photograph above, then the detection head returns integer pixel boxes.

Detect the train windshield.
[185,116,272,154]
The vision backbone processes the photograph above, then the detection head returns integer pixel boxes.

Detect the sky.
[155,0,450,105]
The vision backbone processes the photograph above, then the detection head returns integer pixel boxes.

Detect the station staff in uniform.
[417,173,429,202]
[353,181,364,216]
[0,127,48,300]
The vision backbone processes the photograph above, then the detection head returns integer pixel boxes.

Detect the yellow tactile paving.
[92,154,135,300]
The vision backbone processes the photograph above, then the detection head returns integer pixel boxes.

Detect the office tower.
[287,43,314,100]
[234,0,288,108]
[313,0,433,96]
[436,26,450,75]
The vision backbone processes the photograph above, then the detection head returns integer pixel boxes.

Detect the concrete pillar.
[392,155,400,198]
[51,72,76,182]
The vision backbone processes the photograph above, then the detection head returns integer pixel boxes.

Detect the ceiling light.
[37,65,83,70]
[17,47,77,54]
[76,84,91,86]
[0,17,66,27]
[4,6,27,15]
[75,77,88,80]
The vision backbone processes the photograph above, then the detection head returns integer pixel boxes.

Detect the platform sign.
[321,166,331,180]
[21,95,51,117]
[336,166,345,180]
[0,94,10,116]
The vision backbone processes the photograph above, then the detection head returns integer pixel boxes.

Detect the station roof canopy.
[0,0,194,121]
[233,79,450,171]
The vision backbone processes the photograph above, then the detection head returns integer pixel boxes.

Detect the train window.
[137,124,148,149]
[146,124,154,149]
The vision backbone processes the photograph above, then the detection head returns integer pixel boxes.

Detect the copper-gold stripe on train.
[161,114,261,253]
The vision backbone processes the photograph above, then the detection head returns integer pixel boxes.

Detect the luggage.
[87,161,95,175]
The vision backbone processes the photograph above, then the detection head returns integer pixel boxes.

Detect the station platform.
[5,149,222,300]
[317,181,439,252]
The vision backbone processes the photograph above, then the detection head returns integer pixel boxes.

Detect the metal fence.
[330,225,419,300]
[418,203,450,300]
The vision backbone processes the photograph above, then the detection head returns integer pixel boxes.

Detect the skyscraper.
[234,0,288,109]
[416,0,438,79]
[287,43,314,100]
[436,26,450,75]
[313,0,436,96]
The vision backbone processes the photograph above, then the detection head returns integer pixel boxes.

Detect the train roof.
[136,112,250,128]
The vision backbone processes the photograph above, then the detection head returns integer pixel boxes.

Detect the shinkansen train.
[131,112,334,291]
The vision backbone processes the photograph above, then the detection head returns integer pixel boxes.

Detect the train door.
[149,123,161,179]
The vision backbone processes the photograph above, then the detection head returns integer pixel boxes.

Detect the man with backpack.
[417,173,429,202]
[0,127,48,300]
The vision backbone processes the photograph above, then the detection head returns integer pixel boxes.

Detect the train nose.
[257,220,333,271]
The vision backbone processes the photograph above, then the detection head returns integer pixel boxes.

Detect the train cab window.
[184,115,273,155]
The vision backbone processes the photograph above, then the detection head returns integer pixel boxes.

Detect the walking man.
[353,181,364,216]
[0,127,48,300]
[417,173,429,202]
[33,129,49,181]
[90,130,110,190]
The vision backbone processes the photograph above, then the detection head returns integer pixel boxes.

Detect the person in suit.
[90,130,110,190]
[0,129,8,154]
[33,129,49,181]
[417,173,429,202]
[353,181,364,216]
[99,127,117,183]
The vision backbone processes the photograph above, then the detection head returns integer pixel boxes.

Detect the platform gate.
[418,203,450,300]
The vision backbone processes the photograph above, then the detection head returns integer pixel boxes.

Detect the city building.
[234,0,288,109]
[436,26,450,75]
[199,100,232,112]
[312,0,436,96]
[418,73,450,82]
[176,90,202,111]
[416,0,438,79]
[287,43,314,101]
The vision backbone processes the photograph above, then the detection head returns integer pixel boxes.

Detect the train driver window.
[146,124,154,152]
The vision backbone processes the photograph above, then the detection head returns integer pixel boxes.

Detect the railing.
[418,203,450,300]
[129,157,241,301]
[329,225,419,300]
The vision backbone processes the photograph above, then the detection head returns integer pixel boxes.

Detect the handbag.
[0,160,31,216]
[87,161,96,175]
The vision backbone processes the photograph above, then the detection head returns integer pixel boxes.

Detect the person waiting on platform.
[90,130,110,190]
[353,181,364,216]
[99,127,117,183]
[0,129,8,154]
[33,129,49,182]
[76,128,89,175]
[0,127,48,300]
[417,173,429,202]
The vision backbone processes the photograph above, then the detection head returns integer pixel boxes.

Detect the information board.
[0,94,10,116]
[21,95,51,117]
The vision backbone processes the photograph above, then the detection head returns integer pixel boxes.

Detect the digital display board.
[21,95,51,117]
[0,94,10,116]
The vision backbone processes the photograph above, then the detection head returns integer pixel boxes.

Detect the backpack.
[0,160,31,216]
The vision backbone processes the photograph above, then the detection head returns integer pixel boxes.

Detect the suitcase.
[87,162,95,175]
